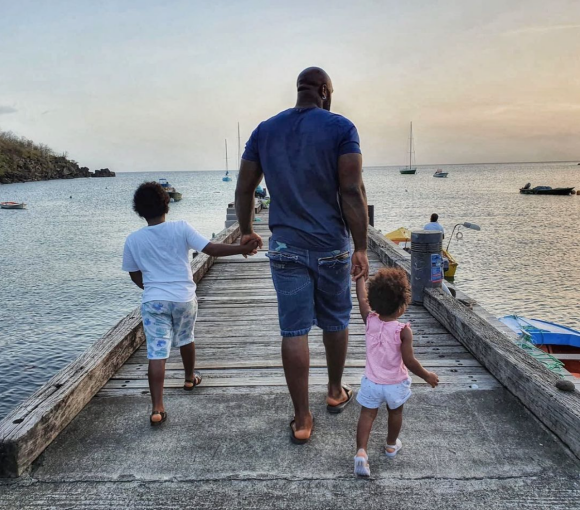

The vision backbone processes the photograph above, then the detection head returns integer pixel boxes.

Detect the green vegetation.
[0,129,88,184]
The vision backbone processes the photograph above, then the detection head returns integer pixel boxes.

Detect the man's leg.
[282,334,313,439]
[323,329,349,404]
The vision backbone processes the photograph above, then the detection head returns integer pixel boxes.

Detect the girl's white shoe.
[384,438,402,458]
[354,449,371,477]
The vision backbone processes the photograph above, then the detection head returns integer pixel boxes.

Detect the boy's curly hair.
[133,181,170,219]
[367,267,411,316]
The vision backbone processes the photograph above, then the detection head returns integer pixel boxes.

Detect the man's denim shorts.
[266,239,352,337]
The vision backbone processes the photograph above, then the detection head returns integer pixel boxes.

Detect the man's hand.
[351,249,369,281]
[240,232,263,258]
[241,232,263,249]
[240,240,259,256]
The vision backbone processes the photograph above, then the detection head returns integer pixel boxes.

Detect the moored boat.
[399,122,417,175]
[1,201,26,209]
[159,179,183,202]
[433,169,448,178]
[519,183,575,195]
[500,315,580,377]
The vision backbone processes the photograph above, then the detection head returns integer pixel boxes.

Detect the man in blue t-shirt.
[235,67,369,444]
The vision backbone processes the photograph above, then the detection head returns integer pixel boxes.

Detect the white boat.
[1,201,26,209]
[399,122,417,174]
[433,169,448,178]
[222,139,232,181]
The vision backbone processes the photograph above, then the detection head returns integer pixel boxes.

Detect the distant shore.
[0,130,115,185]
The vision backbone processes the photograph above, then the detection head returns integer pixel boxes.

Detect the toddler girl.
[353,268,439,477]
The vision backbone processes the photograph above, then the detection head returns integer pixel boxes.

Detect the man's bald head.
[295,67,333,111]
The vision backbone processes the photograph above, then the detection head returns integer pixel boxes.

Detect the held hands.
[424,371,439,388]
[240,232,263,258]
[351,249,369,281]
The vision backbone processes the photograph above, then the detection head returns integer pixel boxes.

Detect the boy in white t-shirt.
[122,182,258,425]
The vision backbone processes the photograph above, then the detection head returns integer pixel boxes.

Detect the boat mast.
[237,122,241,170]
[225,139,229,173]
[409,122,413,169]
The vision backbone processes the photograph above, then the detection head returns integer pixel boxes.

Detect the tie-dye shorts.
[141,299,198,360]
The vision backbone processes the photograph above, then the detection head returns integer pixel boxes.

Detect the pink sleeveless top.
[364,313,410,385]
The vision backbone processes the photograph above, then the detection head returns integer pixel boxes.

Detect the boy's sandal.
[150,411,167,426]
[184,371,202,391]
[326,384,354,414]
[384,438,403,458]
[289,417,315,445]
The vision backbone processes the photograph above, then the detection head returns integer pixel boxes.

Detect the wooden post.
[367,204,374,227]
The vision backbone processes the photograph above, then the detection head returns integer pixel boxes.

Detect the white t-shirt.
[122,220,210,303]
[424,222,445,235]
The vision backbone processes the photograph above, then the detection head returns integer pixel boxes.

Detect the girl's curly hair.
[133,181,170,219]
[366,267,411,316]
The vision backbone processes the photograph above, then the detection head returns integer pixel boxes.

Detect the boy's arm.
[401,327,439,387]
[129,271,144,289]
[202,240,258,257]
[355,276,372,324]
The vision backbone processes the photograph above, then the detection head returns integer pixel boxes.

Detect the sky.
[0,0,579,171]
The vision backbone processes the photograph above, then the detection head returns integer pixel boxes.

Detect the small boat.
[385,227,458,279]
[500,315,580,377]
[399,122,417,175]
[158,179,182,202]
[519,183,575,195]
[1,201,26,209]
[433,169,448,178]
[222,139,232,181]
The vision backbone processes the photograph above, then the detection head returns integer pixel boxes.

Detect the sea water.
[0,163,579,418]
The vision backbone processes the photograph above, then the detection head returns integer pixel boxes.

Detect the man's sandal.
[326,384,354,414]
[290,417,315,445]
[150,411,167,426]
[184,371,202,391]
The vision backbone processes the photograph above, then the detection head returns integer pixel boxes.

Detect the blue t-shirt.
[242,107,361,250]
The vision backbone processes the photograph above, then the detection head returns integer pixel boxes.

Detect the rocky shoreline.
[0,131,115,185]
[0,157,115,185]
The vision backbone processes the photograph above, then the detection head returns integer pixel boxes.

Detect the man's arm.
[129,271,144,289]
[235,159,264,248]
[338,153,369,280]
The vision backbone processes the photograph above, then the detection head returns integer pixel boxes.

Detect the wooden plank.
[117,358,482,373]
[103,373,497,389]
[0,223,241,478]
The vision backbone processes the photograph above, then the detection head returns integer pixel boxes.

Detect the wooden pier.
[1,210,580,509]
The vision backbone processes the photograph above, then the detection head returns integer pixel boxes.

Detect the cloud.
[504,24,580,36]
[0,105,17,115]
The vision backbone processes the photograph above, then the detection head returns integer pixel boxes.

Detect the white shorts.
[356,375,412,410]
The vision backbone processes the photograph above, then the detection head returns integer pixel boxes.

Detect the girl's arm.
[355,277,372,323]
[202,240,259,257]
[400,326,439,387]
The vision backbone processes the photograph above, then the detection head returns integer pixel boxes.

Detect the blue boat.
[500,315,580,348]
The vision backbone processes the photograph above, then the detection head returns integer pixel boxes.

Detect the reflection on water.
[0,163,579,418]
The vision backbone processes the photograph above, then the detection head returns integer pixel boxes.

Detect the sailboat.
[222,139,232,181]
[400,122,417,175]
